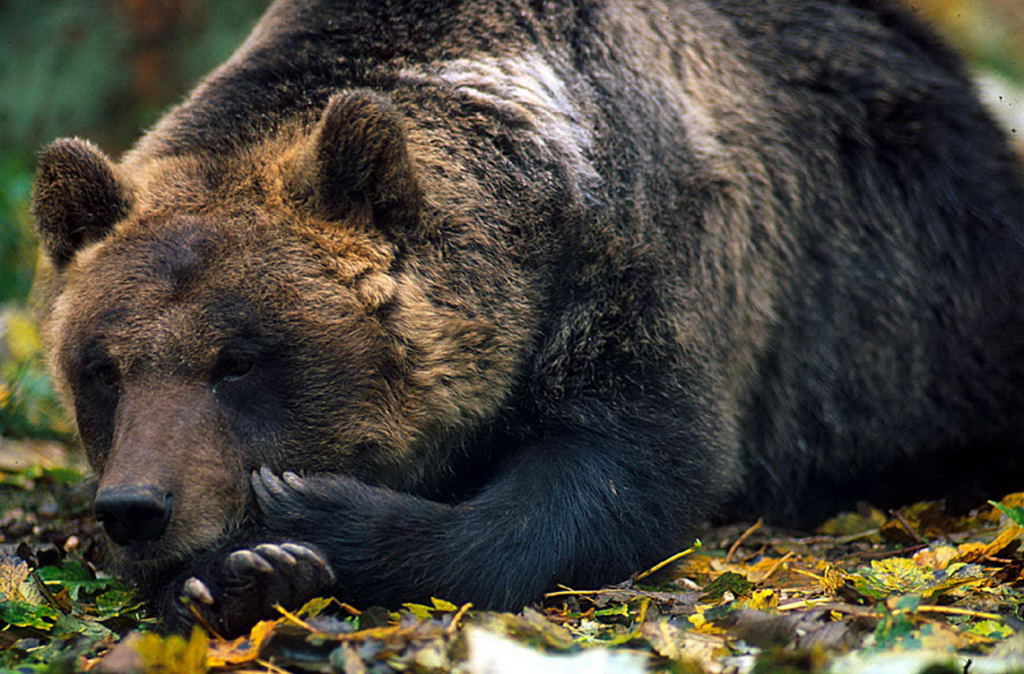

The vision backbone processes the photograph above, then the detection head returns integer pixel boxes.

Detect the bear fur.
[32,0,1024,635]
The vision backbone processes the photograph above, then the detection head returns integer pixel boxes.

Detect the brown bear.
[32,0,1024,636]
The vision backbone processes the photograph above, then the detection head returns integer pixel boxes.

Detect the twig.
[852,543,928,560]
[29,570,64,612]
[790,568,825,582]
[447,602,473,636]
[777,597,837,612]
[768,529,881,546]
[187,601,224,640]
[544,588,635,598]
[255,658,291,673]
[914,605,1003,621]
[799,602,879,619]
[726,518,764,563]
[754,551,794,583]
[274,604,319,633]
[889,509,925,544]
[635,540,702,580]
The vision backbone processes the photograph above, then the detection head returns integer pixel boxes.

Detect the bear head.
[32,91,524,575]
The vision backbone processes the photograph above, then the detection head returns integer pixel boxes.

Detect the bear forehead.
[57,225,282,342]
[130,218,216,291]
[59,215,383,342]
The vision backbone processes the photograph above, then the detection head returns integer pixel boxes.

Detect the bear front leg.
[251,418,724,611]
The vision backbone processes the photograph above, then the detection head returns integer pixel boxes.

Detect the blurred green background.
[0,0,1022,459]
[0,0,265,463]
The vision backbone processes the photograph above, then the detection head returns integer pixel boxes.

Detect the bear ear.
[311,91,423,235]
[32,138,131,267]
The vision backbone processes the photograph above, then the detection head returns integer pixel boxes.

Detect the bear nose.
[94,486,173,545]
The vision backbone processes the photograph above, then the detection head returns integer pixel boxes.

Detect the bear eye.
[96,365,119,388]
[214,351,254,383]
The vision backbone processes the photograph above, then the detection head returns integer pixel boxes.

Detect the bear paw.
[181,542,334,637]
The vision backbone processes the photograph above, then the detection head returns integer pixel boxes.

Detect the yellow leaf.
[957,526,1023,563]
[853,558,931,598]
[297,596,332,618]
[0,557,31,602]
[403,602,433,620]
[431,597,459,612]
[740,589,778,611]
[687,605,726,635]
[206,618,277,667]
[819,563,848,595]
[134,625,207,674]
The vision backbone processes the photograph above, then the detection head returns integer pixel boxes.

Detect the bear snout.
[94,485,173,546]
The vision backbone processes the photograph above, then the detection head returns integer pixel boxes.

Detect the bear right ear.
[32,138,131,268]
[310,91,423,235]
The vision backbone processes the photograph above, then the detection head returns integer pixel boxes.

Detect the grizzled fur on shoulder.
[33,0,1024,636]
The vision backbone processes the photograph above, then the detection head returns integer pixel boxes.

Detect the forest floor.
[4,427,1024,674]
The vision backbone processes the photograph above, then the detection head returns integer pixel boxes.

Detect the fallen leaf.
[133,625,207,673]
[701,572,753,600]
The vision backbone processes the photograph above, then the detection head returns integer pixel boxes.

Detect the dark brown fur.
[33,0,1024,635]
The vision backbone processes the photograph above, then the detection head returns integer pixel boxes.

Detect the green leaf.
[593,603,631,618]
[94,589,146,619]
[894,594,922,612]
[968,619,1014,640]
[40,467,84,485]
[703,602,737,623]
[872,606,917,651]
[0,599,60,629]
[701,572,753,600]
[989,500,1024,527]
[53,612,116,641]
[36,562,114,601]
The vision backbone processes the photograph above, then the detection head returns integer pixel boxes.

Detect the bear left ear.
[311,91,423,235]
[32,138,131,268]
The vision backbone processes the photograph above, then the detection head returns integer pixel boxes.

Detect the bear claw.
[228,549,275,574]
[280,543,330,571]
[252,466,288,500]
[254,543,298,567]
[183,577,215,605]
[251,467,321,523]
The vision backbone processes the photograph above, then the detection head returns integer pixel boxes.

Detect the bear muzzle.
[94,485,173,546]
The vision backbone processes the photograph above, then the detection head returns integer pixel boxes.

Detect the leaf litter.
[6,459,1024,672]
